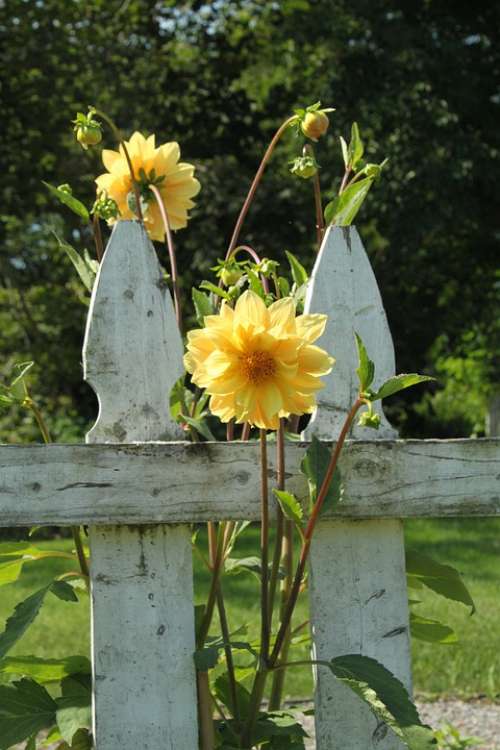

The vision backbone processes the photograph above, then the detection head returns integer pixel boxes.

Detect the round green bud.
[221,267,243,286]
[75,121,102,150]
[290,155,318,179]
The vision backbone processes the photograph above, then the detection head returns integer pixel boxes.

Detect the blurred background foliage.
[1,0,499,444]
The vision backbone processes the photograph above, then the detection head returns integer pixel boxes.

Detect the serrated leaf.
[406,550,475,613]
[372,374,435,401]
[272,490,304,533]
[0,586,50,659]
[0,678,57,750]
[409,613,458,645]
[354,332,375,391]
[0,655,91,683]
[300,436,343,514]
[325,176,374,226]
[285,251,308,287]
[56,705,92,744]
[192,287,215,326]
[43,182,89,221]
[52,231,96,291]
[328,655,436,749]
[51,581,79,602]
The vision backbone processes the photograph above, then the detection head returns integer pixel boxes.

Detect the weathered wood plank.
[83,221,198,750]
[1,439,498,525]
[304,226,407,749]
[310,520,411,750]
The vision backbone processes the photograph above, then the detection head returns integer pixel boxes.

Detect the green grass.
[1,519,499,701]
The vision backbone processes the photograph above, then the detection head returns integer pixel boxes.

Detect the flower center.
[240,351,276,384]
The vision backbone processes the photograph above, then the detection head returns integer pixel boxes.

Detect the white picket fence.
[1,222,498,749]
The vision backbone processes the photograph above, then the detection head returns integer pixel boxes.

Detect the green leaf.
[253,711,308,746]
[406,550,475,613]
[300,436,343,514]
[348,122,364,169]
[52,231,96,292]
[0,678,57,749]
[0,655,91,683]
[51,580,79,602]
[69,728,93,750]
[324,176,374,226]
[169,375,186,421]
[200,280,231,301]
[372,374,435,401]
[354,332,375,391]
[182,415,216,441]
[194,644,220,671]
[285,251,308,287]
[26,734,37,750]
[192,287,215,326]
[272,490,304,538]
[214,672,251,719]
[328,655,436,749]
[0,586,50,659]
[340,135,349,168]
[43,182,90,221]
[56,705,92,744]
[224,556,284,581]
[0,558,24,586]
[409,612,458,645]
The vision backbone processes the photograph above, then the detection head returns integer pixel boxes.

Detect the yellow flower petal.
[295,314,328,343]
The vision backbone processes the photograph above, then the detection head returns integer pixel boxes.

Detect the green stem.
[241,668,268,748]
[269,397,364,667]
[226,116,296,259]
[92,213,104,262]
[197,524,225,648]
[259,429,270,661]
[303,144,324,248]
[267,419,286,627]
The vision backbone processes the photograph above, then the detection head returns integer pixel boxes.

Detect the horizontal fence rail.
[1,438,498,526]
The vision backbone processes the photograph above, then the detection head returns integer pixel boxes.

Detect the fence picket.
[304,227,411,749]
[83,221,198,749]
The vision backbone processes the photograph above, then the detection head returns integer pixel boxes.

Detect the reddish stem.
[225,116,296,259]
[150,185,183,335]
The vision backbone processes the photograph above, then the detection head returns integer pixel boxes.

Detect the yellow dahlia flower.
[95,131,200,241]
[184,290,334,430]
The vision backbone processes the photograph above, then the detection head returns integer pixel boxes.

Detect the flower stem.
[269,397,364,667]
[339,166,352,195]
[150,184,183,335]
[267,419,286,627]
[92,213,104,262]
[259,428,270,662]
[197,670,215,750]
[226,116,296,258]
[93,108,144,223]
[303,144,324,248]
[197,523,224,648]
[241,429,271,747]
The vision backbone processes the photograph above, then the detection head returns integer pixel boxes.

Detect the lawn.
[0,518,499,701]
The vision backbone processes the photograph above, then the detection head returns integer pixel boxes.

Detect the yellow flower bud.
[301,110,330,141]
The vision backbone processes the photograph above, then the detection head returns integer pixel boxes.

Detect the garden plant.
[0,102,478,750]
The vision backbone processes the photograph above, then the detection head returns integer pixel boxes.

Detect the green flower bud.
[221,267,243,286]
[290,155,319,179]
[92,190,120,221]
[357,410,381,430]
[73,110,102,150]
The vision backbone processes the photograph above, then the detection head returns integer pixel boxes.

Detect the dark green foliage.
[0,0,498,442]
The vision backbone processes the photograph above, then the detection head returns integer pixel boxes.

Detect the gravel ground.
[299,698,500,749]
[14,698,500,749]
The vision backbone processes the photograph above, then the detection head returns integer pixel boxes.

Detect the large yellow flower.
[184,290,334,430]
[95,131,200,240]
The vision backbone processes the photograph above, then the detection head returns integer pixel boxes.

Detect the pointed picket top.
[83,220,184,442]
[303,225,397,441]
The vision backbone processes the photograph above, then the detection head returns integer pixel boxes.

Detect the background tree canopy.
[1,0,498,442]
